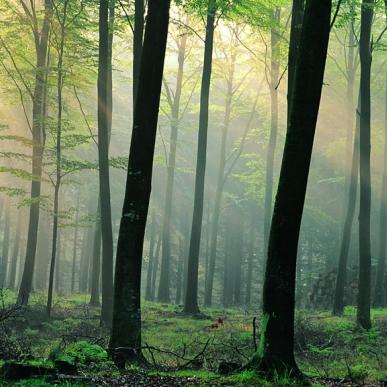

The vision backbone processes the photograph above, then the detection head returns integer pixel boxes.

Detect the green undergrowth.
[1,292,387,385]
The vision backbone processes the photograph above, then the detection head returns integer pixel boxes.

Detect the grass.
[1,291,387,385]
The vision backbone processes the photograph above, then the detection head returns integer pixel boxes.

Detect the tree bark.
[374,72,387,307]
[263,9,280,263]
[357,0,373,330]
[183,0,216,314]
[157,33,188,302]
[18,0,52,305]
[333,94,360,315]
[133,0,144,110]
[204,29,236,306]
[109,0,170,366]
[98,0,115,327]
[248,0,331,374]
[145,212,156,301]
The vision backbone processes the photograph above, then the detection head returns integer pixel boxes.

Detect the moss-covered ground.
[1,291,386,386]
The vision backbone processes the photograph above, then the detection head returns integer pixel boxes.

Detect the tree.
[248,0,331,375]
[263,9,280,262]
[109,0,171,366]
[374,72,387,307]
[98,0,115,327]
[333,4,359,316]
[157,28,188,302]
[183,0,216,314]
[357,0,374,330]
[133,0,144,109]
[17,0,53,305]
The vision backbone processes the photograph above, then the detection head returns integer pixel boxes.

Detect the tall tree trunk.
[263,9,280,262]
[183,0,216,314]
[157,33,188,302]
[133,0,144,110]
[374,73,387,307]
[357,0,373,331]
[98,0,115,327]
[333,94,360,315]
[46,4,67,315]
[248,0,331,374]
[204,32,235,306]
[287,0,304,116]
[245,215,255,306]
[90,210,102,306]
[151,234,162,300]
[18,0,52,305]
[0,204,10,287]
[71,197,80,293]
[9,209,22,291]
[145,212,156,301]
[109,0,170,366]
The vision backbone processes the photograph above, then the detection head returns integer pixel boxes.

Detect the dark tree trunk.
[222,217,233,308]
[157,33,188,302]
[333,95,360,315]
[183,0,216,314]
[133,0,144,110]
[204,31,235,306]
[18,0,52,305]
[263,9,280,262]
[109,0,170,366]
[287,0,304,116]
[145,212,156,301]
[357,0,373,331]
[98,0,115,327]
[248,0,331,374]
[374,73,387,307]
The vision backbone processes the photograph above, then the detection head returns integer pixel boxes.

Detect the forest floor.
[0,291,387,386]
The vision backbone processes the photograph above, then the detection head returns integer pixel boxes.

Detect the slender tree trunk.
[248,0,331,374]
[374,73,387,307]
[245,216,255,306]
[55,232,61,294]
[145,212,156,301]
[263,9,280,261]
[0,204,10,288]
[204,35,235,306]
[151,234,162,300]
[157,33,188,302]
[233,212,243,306]
[183,0,216,314]
[18,0,52,305]
[357,0,373,331]
[71,197,80,293]
[109,0,170,366]
[133,0,144,110]
[98,0,115,327]
[333,95,360,315]
[9,209,22,290]
[46,5,67,315]
[90,209,102,306]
